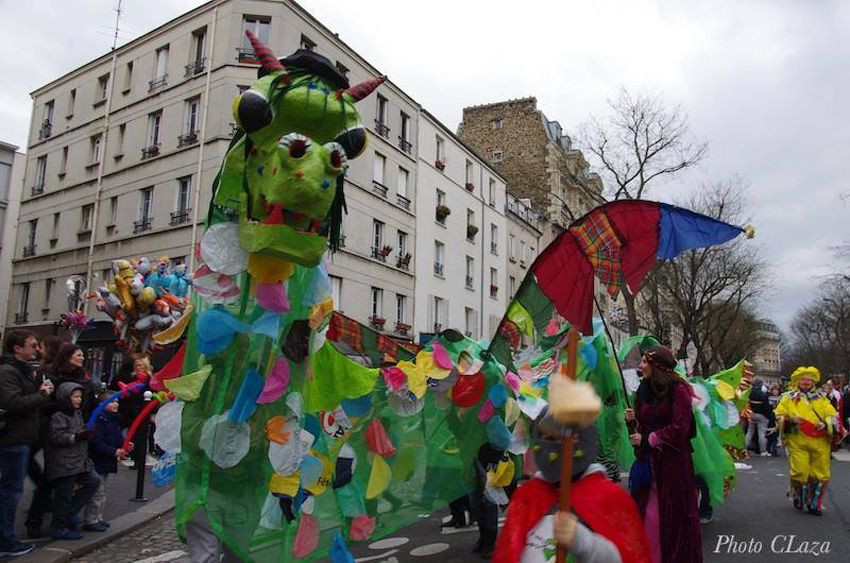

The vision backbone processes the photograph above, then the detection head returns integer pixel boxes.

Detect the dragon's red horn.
[245,29,284,73]
[344,75,387,101]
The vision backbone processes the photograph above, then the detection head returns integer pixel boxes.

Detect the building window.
[115,124,126,157]
[151,46,169,90]
[521,240,528,266]
[44,278,53,311]
[108,197,118,225]
[465,256,474,289]
[24,219,37,256]
[187,27,207,75]
[51,213,60,241]
[436,189,448,225]
[492,118,502,131]
[34,156,47,194]
[490,223,498,254]
[465,307,477,338]
[66,90,75,117]
[435,136,445,167]
[96,74,110,103]
[372,219,385,259]
[434,241,445,277]
[370,287,383,318]
[123,62,133,92]
[335,61,349,79]
[490,267,498,298]
[39,101,53,139]
[375,95,389,137]
[136,187,153,232]
[396,294,406,325]
[510,276,516,297]
[489,178,496,206]
[143,111,162,158]
[300,34,316,51]
[17,283,30,323]
[399,112,411,153]
[396,230,408,268]
[373,152,385,185]
[431,295,446,332]
[509,234,516,261]
[493,150,503,163]
[396,167,409,206]
[81,204,94,232]
[172,176,192,225]
[465,159,473,186]
[467,209,477,241]
[330,275,342,310]
[91,134,103,164]
[180,97,200,146]
[59,146,68,174]
[241,16,270,60]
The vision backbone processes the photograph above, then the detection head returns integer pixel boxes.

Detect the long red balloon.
[122,399,161,451]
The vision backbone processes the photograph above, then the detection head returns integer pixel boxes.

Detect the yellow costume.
[774,366,837,514]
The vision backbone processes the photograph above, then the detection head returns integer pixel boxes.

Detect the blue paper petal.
[251,311,281,339]
[304,414,321,441]
[486,416,512,451]
[330,531,356,563]
[300,454,323,487]
[341,394,373,418]
[228,368,264,423]
[488,384,508,409]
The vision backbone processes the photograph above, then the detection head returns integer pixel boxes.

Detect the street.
[61,450,850,563]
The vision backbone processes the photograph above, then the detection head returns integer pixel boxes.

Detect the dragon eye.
[280,133,311,159]
[324,142,348,171]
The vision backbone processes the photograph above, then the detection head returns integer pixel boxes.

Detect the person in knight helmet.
[494,407,651,563]
[774,366,837,515]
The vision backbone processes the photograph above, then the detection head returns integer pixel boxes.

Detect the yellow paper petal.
[304,454,333,496]
[715,380,736,402]
[365,454,392,499]
[489,459,515,487]
[248,254,295,283]
[269,472,301,496]
[165,365,213,401]
[504,398,520,427]
[519,382,543,398]
[416,351,450,380]
[152,304,194,344]
[397,361,427,399]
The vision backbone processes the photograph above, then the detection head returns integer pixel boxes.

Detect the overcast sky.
[2,0,847,332]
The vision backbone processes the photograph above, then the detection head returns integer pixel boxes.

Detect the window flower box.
[435,159,446,171]
[465,182,475,192]
[436,204,451,222]
[370,316,386,329]
[466,224,479,239]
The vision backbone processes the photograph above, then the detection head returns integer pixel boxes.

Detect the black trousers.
[25,445,53,528]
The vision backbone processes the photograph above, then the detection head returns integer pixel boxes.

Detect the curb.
[15,489,175,563]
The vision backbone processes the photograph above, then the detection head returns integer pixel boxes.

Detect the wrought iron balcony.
[237,48,258,63]
[22,245,36,257]
[434,263,444,277]
[178,132,198,147]
[185,58,206,77]
[396,193,410,210]
[134,217,152,233]
[141,145,160,159]
[170,209,192,226]
[374,120,389,138]
[371,247,387,262]
[14,312,28,324]
[398,136,412,154]
[466,275,474,289]
[31,185,44,197]
[38,122,52,140]
[490,242,498,255]
[149,75,168,92]
[372,181,388,198]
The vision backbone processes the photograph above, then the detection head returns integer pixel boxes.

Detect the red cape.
[494,474,651,563]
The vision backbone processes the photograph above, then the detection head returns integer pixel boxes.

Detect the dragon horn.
[245,29,284,73]
[344,75,387,101]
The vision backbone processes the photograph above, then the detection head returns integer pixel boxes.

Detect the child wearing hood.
[83,396,131,531]
[47,382,102,540]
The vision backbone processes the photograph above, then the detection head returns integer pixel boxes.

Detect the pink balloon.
[477,399,494,422]
[432,341,454,370]
[381,367,406,390]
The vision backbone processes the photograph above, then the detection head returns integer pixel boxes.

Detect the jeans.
[746,413,769,453]
[52,471,101,530]
[0,443,31,549]
[84,473,108,525]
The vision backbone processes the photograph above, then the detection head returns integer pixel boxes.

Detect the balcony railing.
[372,181,388,198]
[490,242,498,254]
[149,75,168,92]
[434,263,444,277]
[141,145,160,159]
[31,185,44,197]
[22,245,36,257]
[14,312,28,325]
[38,122,52,140]
[178,132,198,147]
[134,217,152,233]
[466,275,474,289]
[374,120,389,138]
[185,58,206,77]
[170,209,192,226]
[237,48,258,63]
[396,193,411,210]
[371,247,387,262]
[433,323,442,333]
[396,255,410,271]
[398,136,412,154]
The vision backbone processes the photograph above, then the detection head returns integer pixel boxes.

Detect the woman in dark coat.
[625,346,701,563]
[47,344,98,421]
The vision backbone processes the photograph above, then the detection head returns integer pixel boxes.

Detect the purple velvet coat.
[634,382,702,563]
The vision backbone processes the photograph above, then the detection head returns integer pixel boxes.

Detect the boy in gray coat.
[48,382,101,540]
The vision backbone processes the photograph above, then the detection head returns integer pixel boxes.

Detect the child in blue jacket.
[83,397,130,531]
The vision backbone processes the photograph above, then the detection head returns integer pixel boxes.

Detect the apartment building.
[752,319,781,385]
[505,194,543,302]
[0,141,25,337]
[415,111,508,343]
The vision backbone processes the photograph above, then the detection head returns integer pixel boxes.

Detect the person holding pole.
[625,346,701,563]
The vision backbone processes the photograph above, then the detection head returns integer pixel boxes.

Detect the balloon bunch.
[89,256,193,354]
[59,309,96,344]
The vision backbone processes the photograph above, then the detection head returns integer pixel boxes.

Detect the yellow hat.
[789,366,821,388]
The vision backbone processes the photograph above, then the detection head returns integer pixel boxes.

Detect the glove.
[75,429,94,442]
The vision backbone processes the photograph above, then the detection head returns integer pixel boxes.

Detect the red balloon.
[452,371,485,408]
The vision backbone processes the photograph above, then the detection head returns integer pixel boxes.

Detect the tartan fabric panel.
[376,334,401,359]
[327,312,364,353]
[498,320,522,350]
[570,210,623,297]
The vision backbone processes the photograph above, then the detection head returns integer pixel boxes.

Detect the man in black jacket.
[0,330,54,557]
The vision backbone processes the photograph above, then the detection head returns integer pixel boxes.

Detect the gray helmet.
[530,406,598,483]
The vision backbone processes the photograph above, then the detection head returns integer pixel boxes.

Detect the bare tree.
[787,277,850,377]
[579,87,708,334]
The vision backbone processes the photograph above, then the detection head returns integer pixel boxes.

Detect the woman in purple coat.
[625,346,701,563]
